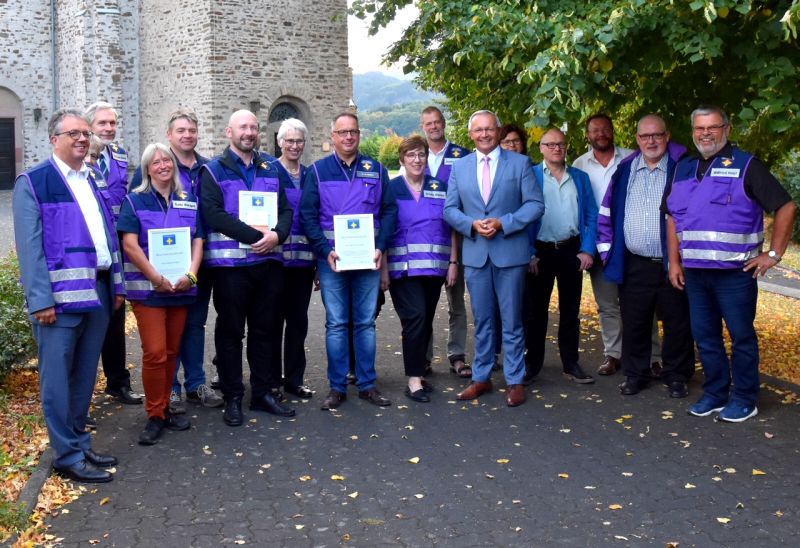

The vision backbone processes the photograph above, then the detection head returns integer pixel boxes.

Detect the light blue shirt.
[537,165,579,243]
[623,154,667,257]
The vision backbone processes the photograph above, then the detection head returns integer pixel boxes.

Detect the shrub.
[378,134,403,170]
[0,253,37,380]
[776,153,800,243]
[359,133,386,160]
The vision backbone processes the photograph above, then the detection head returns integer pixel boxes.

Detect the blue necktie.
[98,155,109,179]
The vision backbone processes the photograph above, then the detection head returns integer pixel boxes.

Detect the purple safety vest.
[275,162,314,268]
[667,147,762,269]
[387,176,451,279]
[122,190,199,300]
[22,158,125,312]
[425,142,469,185]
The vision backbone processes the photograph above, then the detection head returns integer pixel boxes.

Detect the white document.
[333,214,376,271]
[238,191,277,228]
[147,226,191,284]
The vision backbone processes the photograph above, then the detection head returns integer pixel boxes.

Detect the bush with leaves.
[0,254,37,380]
[359,133,387,160]
[378,134,403,170]
[776,152,800,243]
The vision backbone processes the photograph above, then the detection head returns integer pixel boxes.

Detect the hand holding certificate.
[333,214,377,271]
[147,227,192,284]
[239,191,278,250]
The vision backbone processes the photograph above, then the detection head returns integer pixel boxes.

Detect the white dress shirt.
[475,146,501,193]
[52,154,113,269]
[572,146,633,208]
[427,141,450,178]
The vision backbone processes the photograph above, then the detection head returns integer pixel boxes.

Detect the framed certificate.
[238,191,278,229]
[147,227,192,284]
[333,214,376,271]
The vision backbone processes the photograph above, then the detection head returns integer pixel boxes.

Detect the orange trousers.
[131,303,188,419]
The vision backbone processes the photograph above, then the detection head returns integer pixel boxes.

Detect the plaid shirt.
[623,154,668,258]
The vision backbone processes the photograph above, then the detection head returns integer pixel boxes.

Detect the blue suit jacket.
[444,148,544,268]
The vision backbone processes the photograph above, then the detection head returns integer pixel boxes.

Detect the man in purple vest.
[200,109,294,426]
[299,112,398,410]
[420,106,472,377]
[13,109,126,482]
[85,101,141,405]
[665,105,797,422]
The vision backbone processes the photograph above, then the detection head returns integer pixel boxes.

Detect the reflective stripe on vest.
[388,243,451,256]
[677,230,763,245]
[53,288,100,304]
[388,259,450,272]
[679,247,759,263]
[49,267,95,282]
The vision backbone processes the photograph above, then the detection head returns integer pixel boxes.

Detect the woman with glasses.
[499,124,528,156]
[382,136,459,402]
[273,118,315,400]
[117,143,204,445]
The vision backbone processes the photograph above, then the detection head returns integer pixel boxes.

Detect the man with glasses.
[13,109,126,482]
[524,128,597,385]
[420,106,472,378]
[597,114,694,399]
[665,105,797,422]
[200,109,294,426]
[444,110,543,407]
[574,114,663,378]
[300,112,398,410]
[85,101,142,405]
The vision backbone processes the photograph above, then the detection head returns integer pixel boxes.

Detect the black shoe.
[84,415,97,431]
[285,385,313,399]
[405,387,430,403]
[164,412,191,431]
[84,449,117,468]
[138,417,165,445]
[321,390,346,410]
[105,386,143,405]
[54,460,113,483]
[651,361,664,379]
[223,397,244,427]
[346,372,357,385]
[358,388,392,407]
[562,364,595,384]
[250,393,296,417]
[619,378,648,396]
[667,380,689,398]
[270,388,286,402]
[420,379,435,393]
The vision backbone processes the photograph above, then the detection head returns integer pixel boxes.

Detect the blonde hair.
[133,143,184,195]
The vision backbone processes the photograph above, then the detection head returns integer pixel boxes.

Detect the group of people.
[12,100,796,484]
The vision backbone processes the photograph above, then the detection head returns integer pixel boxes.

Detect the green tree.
[378,134,404,169]
[352,0,800,163]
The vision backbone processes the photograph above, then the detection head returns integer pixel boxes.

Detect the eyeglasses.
[540,142,566,150]
[692,124,728,133]
[283,139,306,147]
[56,130,93,140]
[333,129,360,137]
[404,152,426,160]
[637,132,667,142]
[501,139,522,146]
[470,127,497,135]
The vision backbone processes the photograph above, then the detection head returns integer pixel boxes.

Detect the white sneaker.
[187,384,224,408]
[169,390,186,415]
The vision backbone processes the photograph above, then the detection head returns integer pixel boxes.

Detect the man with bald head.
[200,109,294,425]
[524,128,597,385]
[597,114,694,398]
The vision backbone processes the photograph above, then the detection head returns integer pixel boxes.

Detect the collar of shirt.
[475,146,500,164]
[430,141,449,160]
[52,153,89,180]
[543,164,571,184]
[634,152,668,174]
[585,145,627,165]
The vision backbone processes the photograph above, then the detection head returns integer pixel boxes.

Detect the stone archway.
[0,87,24,190]
[265,96,311,163]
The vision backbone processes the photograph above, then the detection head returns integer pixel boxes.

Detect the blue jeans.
[684,268,759,406]
[173,272,213,393]
[318,260,379,393]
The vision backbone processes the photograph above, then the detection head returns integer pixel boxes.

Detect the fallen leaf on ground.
[331,474,345,481]
[685,483,696,489]
[408,457,420,464]
[717,517,731,524]
[348,492,359,499]
[414,494,424,499]
[558,473,569,479]
[99,497,110,506]
[497,458,510,464]
[608,504,623,510]
[752,469,767,475]
[299,475,311,482]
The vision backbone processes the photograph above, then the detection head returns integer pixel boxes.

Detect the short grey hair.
[168,108,199,130]
[690,105,730,126]
[85,101,119,124]
[331,111,359,131]
[277,118,308,142]
[133,143,184,195]
[48,108,87,138]
[468,110,502,131]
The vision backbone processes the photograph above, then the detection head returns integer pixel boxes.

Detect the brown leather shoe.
[597,356,620,376]
[457,381,492,401]
[358,388,392,407]
[321,390,346,410]
[506,384,526,407]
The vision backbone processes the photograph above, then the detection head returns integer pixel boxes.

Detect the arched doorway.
[266,97,311,162]
[0,87,23,190]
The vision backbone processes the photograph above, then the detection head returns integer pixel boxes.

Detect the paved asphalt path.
[38,286,800,547]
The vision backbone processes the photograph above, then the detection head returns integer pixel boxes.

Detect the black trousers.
[101,304,130,390]
[277,266,315,388]
[524,238,583,375]
[212,260,284,400]
[619,252,695,383]
[389,276,444,377]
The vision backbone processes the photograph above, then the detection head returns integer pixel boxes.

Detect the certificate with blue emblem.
[333,213,376,270]
[147,226,191,284]
[238,191,277,229]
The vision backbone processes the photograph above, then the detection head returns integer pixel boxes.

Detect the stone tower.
[0,0,352,190]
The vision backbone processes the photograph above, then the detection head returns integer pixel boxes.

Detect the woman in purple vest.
[382,136,459,402]
[117,143,204,445]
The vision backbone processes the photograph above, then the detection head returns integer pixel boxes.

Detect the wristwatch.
[768,250,782,263]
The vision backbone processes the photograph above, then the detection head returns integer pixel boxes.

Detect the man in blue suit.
[13,109,125,483]
[444,110,544,407]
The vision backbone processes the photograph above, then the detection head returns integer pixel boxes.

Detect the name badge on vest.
[172,200,197,210]
[444,158,457,166]
[91,172,108,189]
[356,171,380,179]
[710,168,740,178]
[423,190,446,200]
[111,151,128,163]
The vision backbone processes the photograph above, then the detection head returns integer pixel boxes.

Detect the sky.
[347,3,418,77]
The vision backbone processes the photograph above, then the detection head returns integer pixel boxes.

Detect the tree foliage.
[352,0,800,163]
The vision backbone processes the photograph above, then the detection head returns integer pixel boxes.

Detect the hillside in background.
[353,71,440,111]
